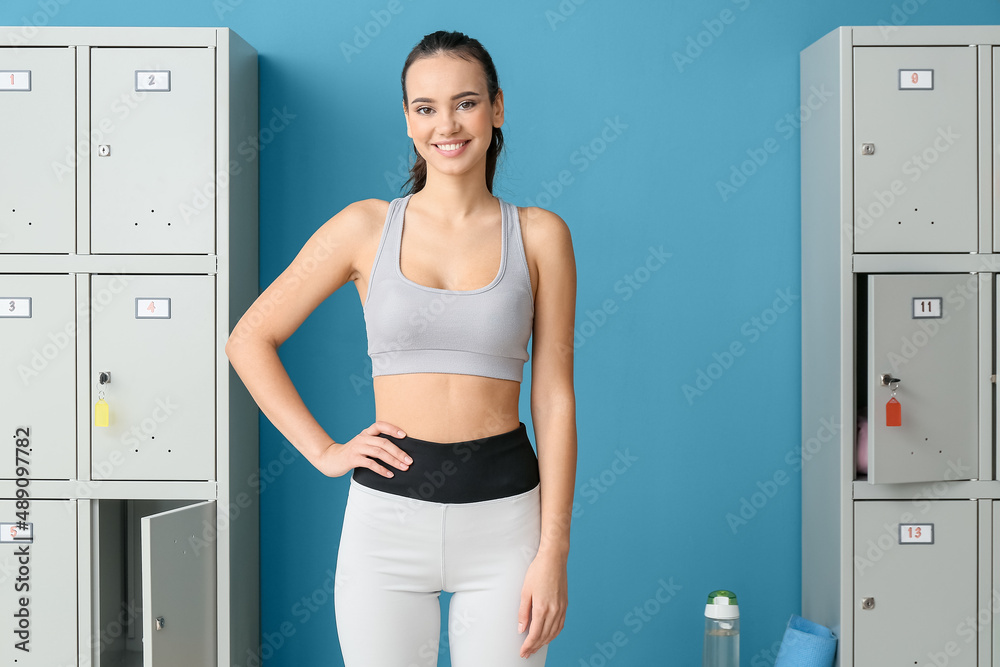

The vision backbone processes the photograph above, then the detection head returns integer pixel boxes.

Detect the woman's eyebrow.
[410,91,482,104]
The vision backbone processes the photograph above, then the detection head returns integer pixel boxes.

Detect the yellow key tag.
[94,399,109,428]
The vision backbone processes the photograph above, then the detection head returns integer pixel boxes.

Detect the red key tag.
[886,397,901,427]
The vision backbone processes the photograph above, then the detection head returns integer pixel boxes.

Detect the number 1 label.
[0,71,31,92]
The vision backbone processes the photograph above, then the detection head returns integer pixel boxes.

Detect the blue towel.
[774,615,838,667]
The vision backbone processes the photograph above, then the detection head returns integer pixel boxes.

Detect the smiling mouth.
[434,140,470,151]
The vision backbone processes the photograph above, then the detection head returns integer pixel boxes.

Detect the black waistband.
[351,422,540,503]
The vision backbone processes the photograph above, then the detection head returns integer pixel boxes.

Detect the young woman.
[226,31,577,666]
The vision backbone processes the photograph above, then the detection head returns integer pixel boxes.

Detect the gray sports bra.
[363,195,534,382]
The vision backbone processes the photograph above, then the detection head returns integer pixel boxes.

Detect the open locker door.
[141,500,216,667]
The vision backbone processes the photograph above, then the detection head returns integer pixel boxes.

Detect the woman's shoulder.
[515,204,573,250]
[312,198,392,243]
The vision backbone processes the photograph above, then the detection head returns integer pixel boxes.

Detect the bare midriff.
[373,373,521,443]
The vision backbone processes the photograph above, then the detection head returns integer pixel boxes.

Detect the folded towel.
[774,614,838,667]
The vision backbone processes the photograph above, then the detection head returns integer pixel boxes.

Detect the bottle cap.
[704,589,739,619]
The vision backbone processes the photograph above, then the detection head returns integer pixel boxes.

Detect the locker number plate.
[0,71,31,91]
[912,297,942,319]
[899,69,933,90]
[135,298,171,319]
[0,523,33,543]
[135,70,171,92]
[1,298,31,318]
[899,523,933,544]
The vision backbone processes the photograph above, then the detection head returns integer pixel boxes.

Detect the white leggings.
[334,479,547,666]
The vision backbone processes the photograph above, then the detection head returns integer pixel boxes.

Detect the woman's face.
[403,53,504,180]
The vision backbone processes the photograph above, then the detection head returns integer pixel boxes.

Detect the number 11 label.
[912,297,942,319]
[899,523,934,544]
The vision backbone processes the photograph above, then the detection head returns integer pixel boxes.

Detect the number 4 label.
[899,523,934,544]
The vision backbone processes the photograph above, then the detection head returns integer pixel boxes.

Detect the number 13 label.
[899,523,934,544]
[0,298,31,318]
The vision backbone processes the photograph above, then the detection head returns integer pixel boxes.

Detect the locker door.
[90,275,215,481]
[90,48,215,254]
[0,500,77,666]
[854,46,977,252]
[0,275,76,479]
[855,500,976,667]
[867,274,978,484]
[141,501,216,667]
[0,47,76,253]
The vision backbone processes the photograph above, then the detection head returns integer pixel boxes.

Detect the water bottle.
[702,589,739,667]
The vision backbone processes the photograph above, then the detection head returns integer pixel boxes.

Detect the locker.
[854,500,976,667]
[90,275,215,481]
[854,46,978,252]
[0,275,76,479]
[0,500,78,666]
[95,499,215,667]
[866,274,978,484]
[0,47,76,253]
[90,48,215,254]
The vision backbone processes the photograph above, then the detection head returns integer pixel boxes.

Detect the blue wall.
[7,0,1000,664]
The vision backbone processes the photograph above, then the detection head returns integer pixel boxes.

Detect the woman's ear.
[492,88,505,128]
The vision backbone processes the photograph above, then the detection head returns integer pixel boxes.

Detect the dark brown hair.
[401,31,504,194]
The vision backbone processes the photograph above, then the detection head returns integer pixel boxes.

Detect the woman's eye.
[458,100,476,110]
[416,106,433,115]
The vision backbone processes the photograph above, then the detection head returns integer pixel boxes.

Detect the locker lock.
[860,597,875,610]
[155,616,165,631]
[98,371,111,385]
[860,143,875,156]
[98,144,111,157]
[879,374,900,387]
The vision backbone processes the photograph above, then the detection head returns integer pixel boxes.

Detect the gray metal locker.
[0,275,76,479]
[0,26,258,667]
[854,46,978,253]
[866,273,978,484]
[0,47,76,253]
[854,500,977,667]
[0,499,78,667]
[90,274,215,481]
[90,47,216,254]
[141,501,216,666]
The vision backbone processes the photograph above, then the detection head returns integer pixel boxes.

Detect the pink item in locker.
[856,412,868,474]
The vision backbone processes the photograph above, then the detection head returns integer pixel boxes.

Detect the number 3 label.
[899,523,934,544]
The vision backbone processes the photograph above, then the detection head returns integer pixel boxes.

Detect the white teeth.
[436,141,467,151]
